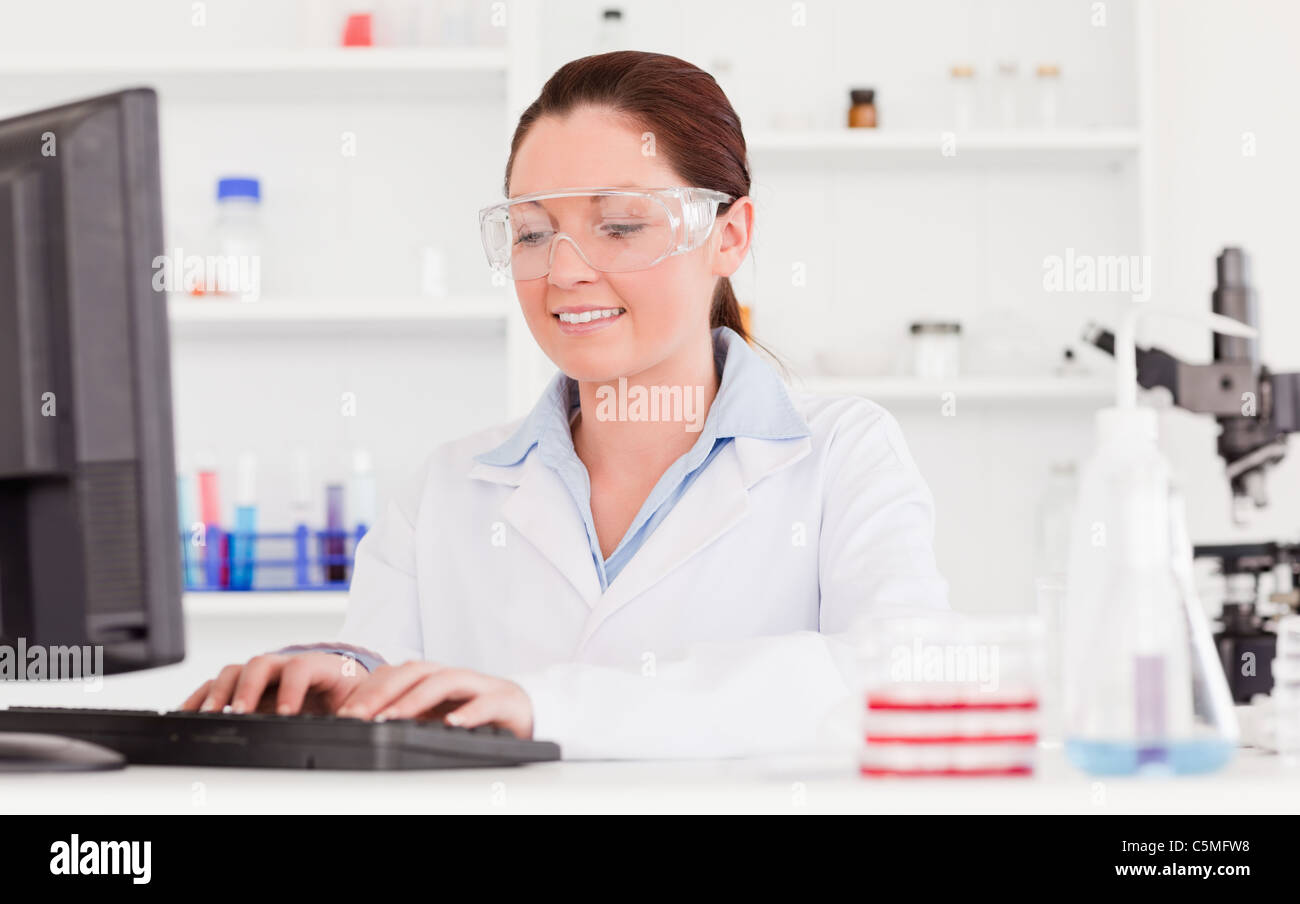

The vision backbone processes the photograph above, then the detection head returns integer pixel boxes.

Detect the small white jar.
[909,321,962,379]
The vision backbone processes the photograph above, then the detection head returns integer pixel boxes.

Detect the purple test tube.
[325,483,346,583]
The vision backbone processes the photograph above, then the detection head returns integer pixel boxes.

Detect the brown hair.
[505,50,778,362]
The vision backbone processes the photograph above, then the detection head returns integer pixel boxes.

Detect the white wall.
[1150,0,1300,545]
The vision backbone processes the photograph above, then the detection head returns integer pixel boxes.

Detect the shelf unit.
[0,23,545,407]
[184,591,349,618]
[0,20,550,416]
[728,0,1155,616]
[0,48,509,101]
[747,128,1141,168]
[789,374,1114,403]
[742,0,1156,412]
[0,3,1154,420]
[0,2,1159,614]
[0,48,508,75]
[167,295,510,332]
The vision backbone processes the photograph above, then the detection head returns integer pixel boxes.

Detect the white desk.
[5,600,1297,814]
[3,747,1297,814]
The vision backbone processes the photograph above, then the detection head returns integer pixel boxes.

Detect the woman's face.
[507,105,745,383]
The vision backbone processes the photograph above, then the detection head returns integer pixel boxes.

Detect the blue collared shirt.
[471,325,811,592]
[279,325,811,672]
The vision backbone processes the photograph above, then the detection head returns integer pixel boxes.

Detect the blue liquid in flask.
[1065,738,1234,776]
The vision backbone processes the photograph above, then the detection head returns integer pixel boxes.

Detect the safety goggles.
[478,186,734,281]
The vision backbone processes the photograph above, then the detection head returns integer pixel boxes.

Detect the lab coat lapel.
[577,435,812,649]
[470,454,602,607]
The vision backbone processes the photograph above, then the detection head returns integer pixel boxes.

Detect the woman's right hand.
[178,652,368,716]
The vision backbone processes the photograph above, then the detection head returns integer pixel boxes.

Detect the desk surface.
[3,746,1298,814]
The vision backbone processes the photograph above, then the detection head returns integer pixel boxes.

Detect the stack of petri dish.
[1272,615,1300,756]
[857,613,1044,777]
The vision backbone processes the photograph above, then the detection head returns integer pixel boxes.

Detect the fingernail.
[338,707,355,718]
[445,712,463,725]
[200,701,214,711]
[231,701,245,714]
[278,704,291,715]
[376,711,391,722]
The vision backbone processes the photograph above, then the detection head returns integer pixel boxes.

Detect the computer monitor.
[0,88,184,677]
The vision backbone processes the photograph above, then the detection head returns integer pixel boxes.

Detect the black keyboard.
[0,706,561,770]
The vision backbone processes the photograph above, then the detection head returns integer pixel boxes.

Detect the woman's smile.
[552,305,627,334]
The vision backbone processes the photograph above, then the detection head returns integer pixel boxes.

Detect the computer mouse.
[0,732,127,772]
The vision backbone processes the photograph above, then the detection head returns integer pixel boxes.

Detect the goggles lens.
[479,189,728,281]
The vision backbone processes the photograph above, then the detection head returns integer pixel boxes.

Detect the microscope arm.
[1082,324,1260,415]
[1083,324,1300,511]
[1083,325,1300,425]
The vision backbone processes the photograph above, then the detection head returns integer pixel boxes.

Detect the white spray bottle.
[1062,302,1248,775]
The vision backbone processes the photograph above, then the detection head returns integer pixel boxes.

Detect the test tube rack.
[179,524,368,592]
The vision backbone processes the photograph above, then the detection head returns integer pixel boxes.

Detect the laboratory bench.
[5,601,1296,814]
[2,745,1296,815]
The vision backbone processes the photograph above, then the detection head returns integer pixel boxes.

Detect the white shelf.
[791,374,1114,403]
[167,295,510,331]
[183,591,349,618]
[747,129,1140,167]
[0,47,508,75]
[0,48,507,101]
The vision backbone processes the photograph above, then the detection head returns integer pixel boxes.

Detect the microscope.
[1084,247,1300,703]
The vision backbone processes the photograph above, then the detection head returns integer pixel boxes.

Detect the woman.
[181,51,949,759]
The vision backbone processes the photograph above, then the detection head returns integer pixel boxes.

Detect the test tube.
[176,472,201,589]
[197,460,221,589]
[230,452,257,590]
[290,448,315,588]
[324,484,346,583]
[351,450,376,535]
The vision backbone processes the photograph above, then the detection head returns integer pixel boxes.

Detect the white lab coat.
[328,391,950,759]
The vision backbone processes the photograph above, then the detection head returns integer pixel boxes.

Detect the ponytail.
[710,274,787,378]
[710,276,746,340]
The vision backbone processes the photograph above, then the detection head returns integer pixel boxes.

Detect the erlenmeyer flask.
[1062,408,1238,775]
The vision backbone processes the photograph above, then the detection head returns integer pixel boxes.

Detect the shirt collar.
[472,325,810,469]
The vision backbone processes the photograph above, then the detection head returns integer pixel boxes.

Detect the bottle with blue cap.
[214,176,262,302]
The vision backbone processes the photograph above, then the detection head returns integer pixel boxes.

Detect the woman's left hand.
[335,662,534,739]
